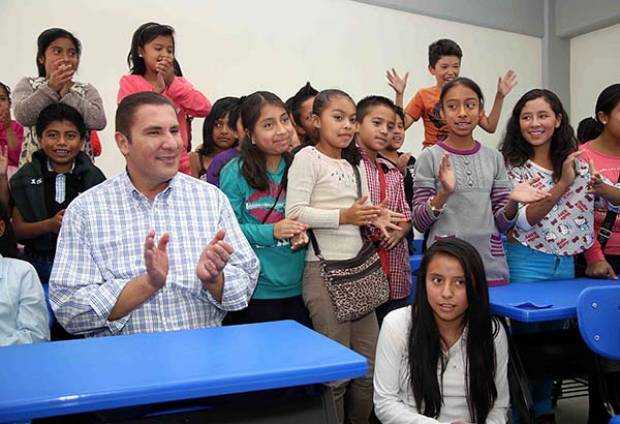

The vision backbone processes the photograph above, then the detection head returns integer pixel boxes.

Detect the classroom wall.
[569,22,620,127]
[0,0,542,176]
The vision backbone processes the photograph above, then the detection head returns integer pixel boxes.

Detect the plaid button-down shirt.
[361,149,412,300]
[49,171,259,337]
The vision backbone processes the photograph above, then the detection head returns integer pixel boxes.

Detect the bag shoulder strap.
[261,183,285,224]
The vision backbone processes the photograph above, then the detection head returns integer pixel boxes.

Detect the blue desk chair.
[577,285,620,421]
[577,285,620,361]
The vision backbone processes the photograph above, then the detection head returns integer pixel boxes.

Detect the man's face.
[116,103,182,187]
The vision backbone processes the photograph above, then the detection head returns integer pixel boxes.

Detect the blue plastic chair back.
[577,285,620,361]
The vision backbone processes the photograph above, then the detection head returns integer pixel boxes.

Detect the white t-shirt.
[373,306,509,424]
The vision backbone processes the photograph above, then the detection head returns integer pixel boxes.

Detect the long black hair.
[0,203,18,258]
[409,238,499,423]
[312,89,360,166]
[36,28,82,77]
[499,89,576,181]
[578,84,620,143]
[198,97,240,157]
[126,22,182,76]
[239,91,291,192]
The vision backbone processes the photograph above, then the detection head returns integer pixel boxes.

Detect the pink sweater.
[0,120,23,167]
[117,75,211,174]
[580,142,620,263]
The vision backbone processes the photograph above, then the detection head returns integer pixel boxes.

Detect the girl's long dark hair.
[0,203,18,258]
[312,89,360,166]
[127,22,182,76]
[239,91,291,191]
[499,89,576,181]
[578,84,620,143]
[409,238,498,423]
[36,28,82,77]
[199,97,240,157]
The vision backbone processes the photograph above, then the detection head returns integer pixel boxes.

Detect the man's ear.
[115,132,130,156]
[0,220,5,239]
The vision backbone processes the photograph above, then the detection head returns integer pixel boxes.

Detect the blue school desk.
[0,320,367,422]
[489,278,617,322]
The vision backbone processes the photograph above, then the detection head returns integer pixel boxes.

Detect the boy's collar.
[46,159,75,175]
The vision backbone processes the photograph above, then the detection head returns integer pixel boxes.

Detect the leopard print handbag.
[306,163,389,322]
[308,231,390,322]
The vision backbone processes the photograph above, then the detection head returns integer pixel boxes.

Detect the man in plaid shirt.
[49,92,259,337]
[356,96,412,325]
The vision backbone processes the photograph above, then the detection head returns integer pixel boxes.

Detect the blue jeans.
[506,242,574,418]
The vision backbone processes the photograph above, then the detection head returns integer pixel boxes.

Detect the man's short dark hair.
[116,92,176,139]
[36,103,87,140]
[428,39,462,68]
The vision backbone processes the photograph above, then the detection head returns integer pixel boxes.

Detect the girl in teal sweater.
[220,91,310,326]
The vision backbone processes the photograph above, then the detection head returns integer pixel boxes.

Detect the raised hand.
[156,57,175,87]
[439,154,456,194]
[196,229,234,286]
[509,177,550,204]
[340,195,381,226]
[273,215,307,240]
[144,230,170,289]
[386,68,409,95]
[559,150,584,186]
[47,59,75,93]
[497,70,518,98]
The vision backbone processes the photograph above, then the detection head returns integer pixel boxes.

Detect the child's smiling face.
[441,84,482,137]
[430,55,461,87]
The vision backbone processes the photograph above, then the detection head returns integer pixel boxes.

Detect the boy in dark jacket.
[10,103,105,283]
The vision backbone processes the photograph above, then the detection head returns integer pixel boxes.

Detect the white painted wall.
[0,0,542,176]
[570,22,620,126]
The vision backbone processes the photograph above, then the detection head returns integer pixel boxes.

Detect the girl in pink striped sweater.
[118,23,211,174]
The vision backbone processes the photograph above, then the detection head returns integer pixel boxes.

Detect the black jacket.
[10,150,106,255]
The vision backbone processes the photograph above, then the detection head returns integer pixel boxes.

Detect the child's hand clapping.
[47,59,75,94]
[340,196,381,226]
[558,150,584,186]
[509,177,550,203]
[273,216,307,241]
[439,154,456,195]
[154,57,175,93]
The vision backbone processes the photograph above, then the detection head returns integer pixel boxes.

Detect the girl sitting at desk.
[374,238,509,423]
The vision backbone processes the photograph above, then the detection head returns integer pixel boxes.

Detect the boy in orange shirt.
[387,39,517,148]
